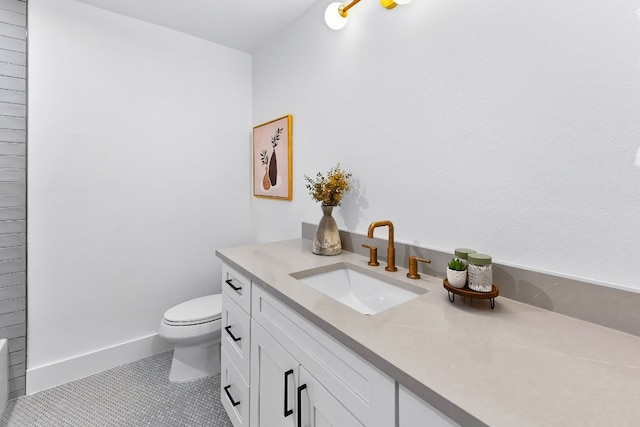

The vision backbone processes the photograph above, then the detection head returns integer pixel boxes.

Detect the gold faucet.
[406,256,431,279]
[367,220,397,272]
[361,243,380,266]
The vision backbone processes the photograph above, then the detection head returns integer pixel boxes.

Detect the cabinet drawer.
[222,292,251,384]
[221,347,250,427]
[222,264,251,315]
[252,285,394,426]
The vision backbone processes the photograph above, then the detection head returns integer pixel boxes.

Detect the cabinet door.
[298,366,364,427]
[250,320,299,427]
[398,385,459,427]
[252,285,394,426]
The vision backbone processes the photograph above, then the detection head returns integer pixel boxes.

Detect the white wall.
[253,0,640,291]
[27,0,252,392]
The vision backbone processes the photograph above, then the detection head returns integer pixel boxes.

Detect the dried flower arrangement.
[304,164,352,206]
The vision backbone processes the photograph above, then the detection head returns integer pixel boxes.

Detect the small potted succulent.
[446,258,467,289]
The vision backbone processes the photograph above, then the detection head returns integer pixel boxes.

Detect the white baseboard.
[26,333,173,395]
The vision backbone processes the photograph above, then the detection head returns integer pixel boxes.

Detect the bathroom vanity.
[217,239,640,426]
[221,262,395,426]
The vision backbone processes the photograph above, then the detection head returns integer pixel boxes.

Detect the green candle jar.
[467,253,492,292]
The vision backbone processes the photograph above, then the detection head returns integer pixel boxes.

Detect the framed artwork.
[253,115,292,200]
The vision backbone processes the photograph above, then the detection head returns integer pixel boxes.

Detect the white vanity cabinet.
[250,320,364,427]
[249,321,298,426]
[220,264,252,427]
[250,285,394,427]
[219,262,399,427]
[399,385,459,427]
[298,365,364,427]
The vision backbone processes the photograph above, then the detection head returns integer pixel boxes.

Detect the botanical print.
[253,115,292,200]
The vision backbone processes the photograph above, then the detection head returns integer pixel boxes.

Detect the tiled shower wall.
[0,0,26,399]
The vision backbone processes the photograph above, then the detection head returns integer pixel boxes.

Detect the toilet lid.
[163,294,222,326]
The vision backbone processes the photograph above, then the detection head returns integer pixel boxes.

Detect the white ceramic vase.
[446,268,467,289]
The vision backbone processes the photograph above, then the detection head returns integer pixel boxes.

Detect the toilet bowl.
[158,294,222,382]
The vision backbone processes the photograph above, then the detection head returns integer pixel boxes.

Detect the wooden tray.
[443,278,499,309]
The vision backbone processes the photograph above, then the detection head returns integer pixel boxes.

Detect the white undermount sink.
[290,262,427,315]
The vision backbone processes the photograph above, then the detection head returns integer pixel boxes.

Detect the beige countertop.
[216,239,640,426]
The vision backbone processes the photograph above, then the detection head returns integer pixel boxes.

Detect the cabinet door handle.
[224,325,241,342]
[223,385,240,407]
[225,278,242,292]
[297,383,307,427]
[284,369,294,417]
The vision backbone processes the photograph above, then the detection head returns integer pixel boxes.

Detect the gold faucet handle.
[407,256,431,279]
[362,244,380,266]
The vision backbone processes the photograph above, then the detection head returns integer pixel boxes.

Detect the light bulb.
[380,0,413,8]
[325,2,348,30]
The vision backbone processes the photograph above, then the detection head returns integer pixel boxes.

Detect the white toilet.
[158,294,222,382]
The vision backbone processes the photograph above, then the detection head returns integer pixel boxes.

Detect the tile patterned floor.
[0,351,233,426]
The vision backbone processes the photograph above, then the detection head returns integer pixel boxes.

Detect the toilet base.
[169,342,220,382]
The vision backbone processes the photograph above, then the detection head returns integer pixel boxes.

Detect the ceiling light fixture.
[380,0,413,9]
[325,0,414,30]
[324,0,361,31]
